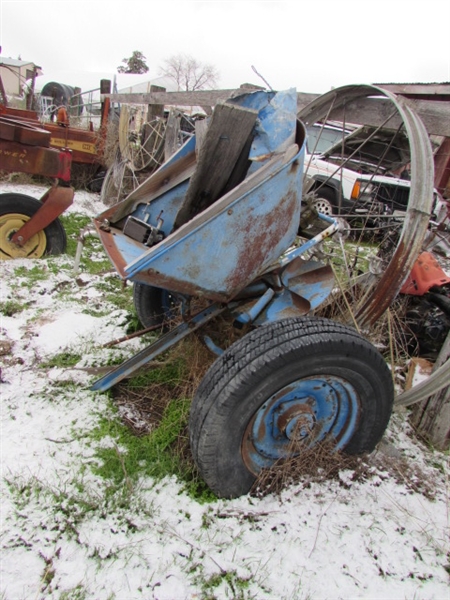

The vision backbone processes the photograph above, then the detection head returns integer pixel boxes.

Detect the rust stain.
[223,188,298,295]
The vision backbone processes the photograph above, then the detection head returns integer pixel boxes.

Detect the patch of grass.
[91,398,190,484]
[15,264,49,285]
[4,474,45,510]
[125,356,187,389]
[39,352,82,369]
[59,213,112,273]
[5,465,154,539]
[0,299,28,316]
[200,570,251,599]
[59,584,89,600]
[59,214,91,256]
[90,388,215,502]
[88,277,134,312]
[99,337,217,500]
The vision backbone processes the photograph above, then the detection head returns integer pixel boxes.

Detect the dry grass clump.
[250,439,370,498]
[0,171,36,185]
[250,433,443,500]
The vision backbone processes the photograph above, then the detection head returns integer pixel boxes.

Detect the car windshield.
[306,125,348,154]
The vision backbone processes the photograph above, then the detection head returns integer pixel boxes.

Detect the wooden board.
[173,102,258,228]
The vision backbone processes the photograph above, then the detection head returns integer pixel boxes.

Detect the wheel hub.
[314,198,333,215]
[242,376,360,474]
[276,402,316,440]
[0,213,46,259]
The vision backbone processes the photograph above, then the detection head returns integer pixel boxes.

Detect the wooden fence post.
[411,331,450,449]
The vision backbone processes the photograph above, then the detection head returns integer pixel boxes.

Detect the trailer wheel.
[133,282,180,328]
[0,193,67,259]
[189,317,393,498]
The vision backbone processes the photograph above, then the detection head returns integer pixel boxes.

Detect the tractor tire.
[0,193,67,259]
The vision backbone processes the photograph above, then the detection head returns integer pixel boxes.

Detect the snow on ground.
[0,182,449,600]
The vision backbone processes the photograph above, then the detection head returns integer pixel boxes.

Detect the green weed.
[5,469,149,538]
[59,213,112,274]
[89,389,215,501]
[90,398,191,485]
[39,352,82,369]
[200,570,251,599]
[59,584,89,600]
[0,299,27,316]
[125,357,187,389]
[15,264,49,285]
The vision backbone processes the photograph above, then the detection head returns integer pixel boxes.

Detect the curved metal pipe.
[298,84,435,327]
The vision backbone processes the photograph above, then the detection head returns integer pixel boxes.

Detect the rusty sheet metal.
[0,106,102,166]
[0,138,72,181]
[122,143,304,301]
[0,116,51,146]
[10,185,74,246]
[94,223,141,280]
[298,84,435,327]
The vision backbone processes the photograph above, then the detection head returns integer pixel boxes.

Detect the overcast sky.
[1,0,449,95]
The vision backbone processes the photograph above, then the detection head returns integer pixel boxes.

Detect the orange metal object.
[0,115,51,146]
[0,137,72,181]
[44,122,99,164]
[400,251,450,295]
[10,185,74,247]
[0,105,101,165]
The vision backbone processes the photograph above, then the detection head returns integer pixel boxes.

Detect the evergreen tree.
[117,51,149,74]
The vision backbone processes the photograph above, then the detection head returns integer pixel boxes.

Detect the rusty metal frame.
[298,84,435,327]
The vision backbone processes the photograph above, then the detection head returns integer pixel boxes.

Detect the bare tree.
[160,54,219,91]
[117,51,149,74]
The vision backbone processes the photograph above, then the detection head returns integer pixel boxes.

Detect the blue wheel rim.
[242,376,360,474]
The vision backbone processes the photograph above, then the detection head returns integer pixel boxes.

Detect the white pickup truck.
[303,122,437,222]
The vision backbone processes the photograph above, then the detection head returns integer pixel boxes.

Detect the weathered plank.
[411,332,450,450]
[146,84,165,120]
[173,102,258,228]
[326,97,450,137]
[375,83,450,96]
[104,89,239,107]
[163,108,181,162]
[104,89,450,137]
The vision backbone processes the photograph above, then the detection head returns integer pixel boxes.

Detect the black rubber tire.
[189,317,394,498]
[133,282,180,328]
[0,193,67,258]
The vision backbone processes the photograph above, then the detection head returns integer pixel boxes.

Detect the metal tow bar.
[90,302,227,392]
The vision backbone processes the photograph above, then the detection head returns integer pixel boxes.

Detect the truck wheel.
[189,317,393,498]
[0,193,67,259]
[313,187,337,215]
[133,282,180,328]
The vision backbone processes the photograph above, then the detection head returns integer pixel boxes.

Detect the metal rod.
[90,303,226,392]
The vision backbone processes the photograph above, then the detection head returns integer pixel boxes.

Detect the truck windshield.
[306,125,347,155]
